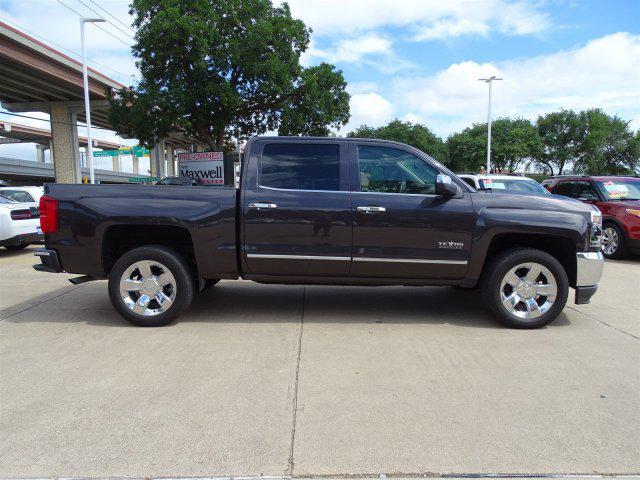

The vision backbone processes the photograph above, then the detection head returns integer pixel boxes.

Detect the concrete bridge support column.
[112,155,121,172]
[132,156,139,174]
[166,144,175,176]
[36,144,46,162]
[50,104,80,183]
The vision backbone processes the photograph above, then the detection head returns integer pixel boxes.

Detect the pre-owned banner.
[177,151,224,185]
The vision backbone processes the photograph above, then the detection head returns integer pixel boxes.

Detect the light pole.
[478,76,502,176]
[81,18,105,184]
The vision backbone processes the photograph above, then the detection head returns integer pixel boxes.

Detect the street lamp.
[80,18,105,184]
[478,76,502,177]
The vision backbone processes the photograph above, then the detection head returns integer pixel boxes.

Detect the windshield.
[484,178,550,195]
[594,179,640,201]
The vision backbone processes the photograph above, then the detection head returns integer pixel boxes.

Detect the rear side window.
[554,181,575,197]
[461,177,476,188]
[1,190,33,202]
[260,143,340,191]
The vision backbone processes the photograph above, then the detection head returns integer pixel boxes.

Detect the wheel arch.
[479,233,577,287]
[102,224,197,277]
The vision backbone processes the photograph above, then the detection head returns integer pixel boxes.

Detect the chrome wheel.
[602,227,619,256]
[119,260,177,316]
[499,262,557,320]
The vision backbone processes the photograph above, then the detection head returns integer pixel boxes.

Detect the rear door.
[349,142,474,279]
[241,140,352,276]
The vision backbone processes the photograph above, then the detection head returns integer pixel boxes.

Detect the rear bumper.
[0,232,43,247]
[574,251,604,305]
[32,248,63,273]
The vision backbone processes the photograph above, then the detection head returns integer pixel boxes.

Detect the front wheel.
[601,223,628,259]
[482,248,569,329]
[108,245,195,327]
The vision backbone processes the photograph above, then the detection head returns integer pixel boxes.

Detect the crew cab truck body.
[34,137,605,328]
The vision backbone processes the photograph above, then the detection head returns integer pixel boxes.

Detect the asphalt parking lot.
[0,246,638,478]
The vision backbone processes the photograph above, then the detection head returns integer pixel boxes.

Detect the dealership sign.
[177,151,224,185]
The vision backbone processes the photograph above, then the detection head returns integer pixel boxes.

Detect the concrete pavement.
[0,246,638,477]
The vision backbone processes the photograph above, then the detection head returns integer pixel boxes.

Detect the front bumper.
[574,251,604,304]
[32,248,63,273]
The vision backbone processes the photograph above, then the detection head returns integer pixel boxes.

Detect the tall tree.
[536,110,581,175]
[107,0,350,150]
[573,109,639,175]
[348,120,447,162]
[445,118,541,173]
[446,128,486,172]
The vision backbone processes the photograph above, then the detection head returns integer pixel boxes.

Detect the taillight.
[39,195,59,234]
[10,209,32,220]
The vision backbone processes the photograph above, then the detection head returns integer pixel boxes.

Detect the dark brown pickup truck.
[34,136,604,328]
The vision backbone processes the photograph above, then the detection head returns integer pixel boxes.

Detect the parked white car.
[0,194,42,250]
[0,186,44,204]
[458,174,551,196]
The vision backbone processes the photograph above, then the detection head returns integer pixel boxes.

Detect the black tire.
[482,248,569,329]
[108,245,195,327]
[602,222,628,260]
[5,243,29,250]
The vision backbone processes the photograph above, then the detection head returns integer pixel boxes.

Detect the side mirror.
[435,174,458,197]
[578,195,597,203]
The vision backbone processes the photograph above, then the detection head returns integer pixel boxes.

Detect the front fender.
[465,206,589,284]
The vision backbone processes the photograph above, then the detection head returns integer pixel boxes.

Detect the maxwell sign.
[177,151,224,185]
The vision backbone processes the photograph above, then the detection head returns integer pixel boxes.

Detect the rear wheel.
[482,248,569,329]
[108,245,195,327]
[601,223,628,259]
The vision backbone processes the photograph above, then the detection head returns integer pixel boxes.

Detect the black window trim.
[257,141,348,193]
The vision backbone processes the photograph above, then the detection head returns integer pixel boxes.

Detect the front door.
[242,140,352,276]
[350,142,474,279]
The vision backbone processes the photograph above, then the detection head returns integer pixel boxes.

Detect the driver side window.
[574,181,599,200]
[357,145,437,195]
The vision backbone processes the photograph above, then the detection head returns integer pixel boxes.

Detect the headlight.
[626,209,640,218]
[590,207,602,227]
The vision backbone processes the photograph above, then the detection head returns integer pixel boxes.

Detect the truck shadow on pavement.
[3,281,572,330]
[186,282,572,329]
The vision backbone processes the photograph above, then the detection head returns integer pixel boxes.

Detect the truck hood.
[471,191,596,216]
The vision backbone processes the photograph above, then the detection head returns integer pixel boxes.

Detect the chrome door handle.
[248,202,278,210]
[357,206,386,213]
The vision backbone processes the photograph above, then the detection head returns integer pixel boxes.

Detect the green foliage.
[107,0,350,149]
[446,118,540,173]
[347,120,447,162]
[573,109,639,175]
[536,110,581,175]
[278,63,350,136]
[445,128,486,172]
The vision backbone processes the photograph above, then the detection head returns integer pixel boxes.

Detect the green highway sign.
[132,146,150,156]
[93,149,120,157]
[92,146,150,157]
[128,177,159,183]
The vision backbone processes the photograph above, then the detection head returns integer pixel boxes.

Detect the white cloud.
[378,32,640,136]
[343,93,395,132]
[303,34,412,73]
[284,0,550,39]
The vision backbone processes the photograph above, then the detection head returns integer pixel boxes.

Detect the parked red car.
[542,175,640,259]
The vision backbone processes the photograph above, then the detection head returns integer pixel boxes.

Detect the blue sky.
[1,0,639,160]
